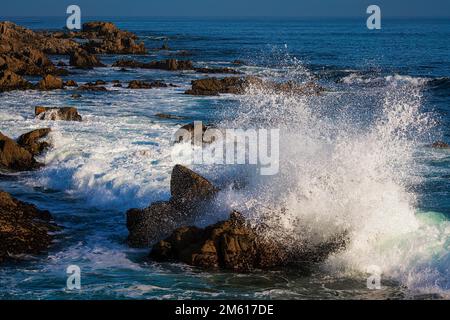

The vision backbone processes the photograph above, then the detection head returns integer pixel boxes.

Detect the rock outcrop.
[0,70,33,92]
[0,132,40,171]
[35,106,82,121]
[16,128,51,156]
[0,190,57,263]
[127,80,169,89]
[69,49,105,69]
[126,165,218,247]
[431,141,450,149]
[194,67,241,75]
[185,76,325,96]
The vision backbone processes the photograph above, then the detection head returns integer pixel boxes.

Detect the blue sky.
[1,0,449,17]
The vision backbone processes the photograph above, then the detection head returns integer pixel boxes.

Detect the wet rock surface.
[35,106,82,121]
[0,190,58,263]
[0,132,41,171]
[16,128,52,157]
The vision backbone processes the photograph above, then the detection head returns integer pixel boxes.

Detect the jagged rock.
[0,70,33,92]
[185,76,325,96]
[35,106,82,121]
[0,132,40,171]
[69,49,105,69]
[0,190,57,263]
[16,128,51,156]
[112,59,193,71]
[64,80,78,87]
[151,211,348,272]
[79,22,146,54]
[431,141,450,149]
[126,165,218,247]
[37,74,63,90]
[127,80,168,89]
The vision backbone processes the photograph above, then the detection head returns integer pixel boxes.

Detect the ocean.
[0,16,449,299]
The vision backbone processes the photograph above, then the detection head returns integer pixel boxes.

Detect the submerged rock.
[37,74,63,90]
[0,190,57,263]
[64,79,78,87]
[0,132,40,171]
[16,128,51,156]
[126,165,218,247]
[35,106,82,121]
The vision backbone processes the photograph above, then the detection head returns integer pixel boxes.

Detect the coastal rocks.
[112,59,193,71]
[64,80,78,87]
[16,128,51,156]
[37,74,63,90]
[69,49,105,69]
[174,122,209,145]
[79,22,146,55]
[0,70,33,92]
[0,132,39,171]
[35,106,82,121]
[194,67,241,75]
[150,211,285,271]
[77,85,108,92]
[431,141,450,149]
[128,80,169,89]
[185,76,325,96]
[126,165,218,247]
[0,190,57,263]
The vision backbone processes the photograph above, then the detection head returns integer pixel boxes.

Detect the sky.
[0,0,449,18]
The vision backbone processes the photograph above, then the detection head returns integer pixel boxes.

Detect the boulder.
[185,77,248,96]
[126,165,218,247]
[77,85,107,92]
[16,128,51,156]
[0,70,33,92]
[69,49,105,69]
[0,132,40,171]
[0,190,57,263]
[35,106,82,121]
[194,67,241,75]
[151,211,348,272]
[37,74,63,90]
[112,59,193,71]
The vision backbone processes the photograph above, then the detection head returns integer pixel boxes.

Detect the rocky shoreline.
[1,19,448,273]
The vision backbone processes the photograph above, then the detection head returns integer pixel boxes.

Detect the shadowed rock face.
[0,190,58,263]
[69,49,105,69]
[0,132,40,171]
[151,211,348,272]
[112,59,193,71]
[35,106,82,121]
[16,128,51,156]
[37,74,63,90]
[127,80,169,89]
[126,165,218,247]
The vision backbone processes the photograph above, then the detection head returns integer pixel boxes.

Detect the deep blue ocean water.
[0,17,449,299]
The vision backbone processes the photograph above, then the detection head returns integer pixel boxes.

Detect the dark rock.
[0,190,58,263]
[71,93,82,98]
[232,60,245,65]
[112,59,193,71]
[174,122,210,145]
[194,67,242,75]
[64,79,78,87]
[128,80,168,89]
[126,165,218,247]
[0,132,40,171]
[155,113,187,120]
[16,128,51,156]
[0,70,33,92]
[151,211,348,272]
[35,106,82,121]
[431,141,450,149]
[77,85,107,92]
[185,76,325,96]
[37,74,63,90]
[69,49,105,69]
[113,83,122,88]
[94,80,106,85]
[57,61,67,67]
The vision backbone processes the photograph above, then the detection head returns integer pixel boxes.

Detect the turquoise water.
[0,17,449,299]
